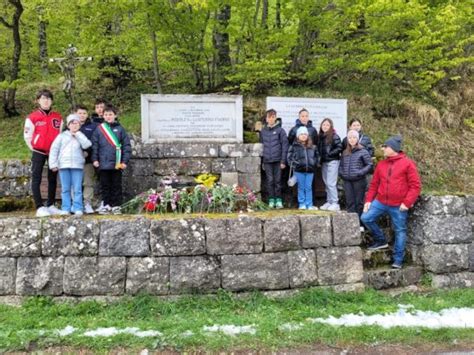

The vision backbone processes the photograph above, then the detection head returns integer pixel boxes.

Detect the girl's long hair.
[319,118,334,144]
[297,135,313,148]
[343,131,363,156]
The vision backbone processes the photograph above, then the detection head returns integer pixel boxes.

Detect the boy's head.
[265,109,277,125]
[36,89,54,111]
[103,105,118,123]
[74,104,89,124]
[94,98,107,117]
[298,108,309,125]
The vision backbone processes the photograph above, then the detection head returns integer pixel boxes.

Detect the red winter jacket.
[23,109,63,154]
[365,152,421,207]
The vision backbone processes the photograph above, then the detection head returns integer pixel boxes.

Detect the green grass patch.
[0,288,472,352]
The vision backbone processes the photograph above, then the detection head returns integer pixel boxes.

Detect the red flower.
[144,201,156,212]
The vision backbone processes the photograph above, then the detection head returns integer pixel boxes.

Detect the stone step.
[363,266,423,290]
[362,248,414,269]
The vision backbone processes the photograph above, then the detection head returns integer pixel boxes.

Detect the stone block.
[219,172,239,187]
[465,195,474,214]
[122,175,161,200]
[288,250,318,288]
[131,140,161,158]
[157,143,219,158]
[470,243,474,272]
[422,244,469,273]
[5,160,28,178]
[221,253,289,291]
[8,179,30,197]
[0,258,16,295]
[406,244,424,265]
[170,256,220,292]
[419,195,466,216]
[16,257,64,295]
[63,257,126,296]
[0,218,41,256]
[300,215,332,248]
[126,257,169,295]
[0,160,5,176]
[363,266,423,290]
[219,143,262,157]
[150,219,205,256]
[236,157,261,173]
[128,159,155,176]
[431,272,474,288]
[317,247,363,285]
[263,216,300,252]
[155,158,212,176]
[211,158,237,173]
[205,216,262,255]
[42,219,99,256]
[238,173,261,192]
[99,218,150,256]
[0,181,9,197]
[332,213,361,246]
[410,215,472,244]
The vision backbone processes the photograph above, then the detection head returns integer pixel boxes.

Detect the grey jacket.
[49,130,92,170]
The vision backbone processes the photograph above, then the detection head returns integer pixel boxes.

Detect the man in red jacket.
[23,89,63,217]
[361,135,421,269]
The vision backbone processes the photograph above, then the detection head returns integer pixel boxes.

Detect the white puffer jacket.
[49,130,92,170]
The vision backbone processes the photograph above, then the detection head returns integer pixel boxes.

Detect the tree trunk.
[261,0,268,29]
[37,5,48,76]
[0,0,23,117]
[275,0,281,29]
[146,13,163,94]
[212,3,231,87]
[253,0,260,28]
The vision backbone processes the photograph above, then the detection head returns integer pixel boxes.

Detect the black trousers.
[31,151,58,209]
[99,169,123,207]
[264,162,282,199]
[343,178,367,218]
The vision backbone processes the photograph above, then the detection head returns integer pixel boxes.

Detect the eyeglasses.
[381,145,387,148]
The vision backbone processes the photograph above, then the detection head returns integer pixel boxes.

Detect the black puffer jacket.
[259,123,289,164]
[91,121,132,170]
[287,142,318,173]
[318,131,343,162]
[288,119,318,145]
[342,131,375,157]
[80,118,98,164]
[339,147,373,181]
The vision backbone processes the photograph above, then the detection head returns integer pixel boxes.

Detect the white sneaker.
[84,204,94,214]
[98,204,112,215]
[307,206,319,210]
[74,211,83,216]
[58,210,70,216]
[298,205,306,210]
[47,205,63,215]
[327,203,341,211]
[111,206,122,215]
[96,201,105,213]
[360,226,365,233]
[320,202,331,210]
[36,206,51,217]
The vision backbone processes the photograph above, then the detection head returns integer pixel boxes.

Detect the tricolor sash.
[99,123,122,169]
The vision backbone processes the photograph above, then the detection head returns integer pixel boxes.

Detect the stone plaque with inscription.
[141,95,243,143]
[266,97,347,138]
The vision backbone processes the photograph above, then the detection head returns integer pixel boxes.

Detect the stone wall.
[0,159,31,199]
[0,213,364,296]
[407,195,474,288]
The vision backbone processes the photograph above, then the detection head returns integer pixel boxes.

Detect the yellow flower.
[194,173,218,188]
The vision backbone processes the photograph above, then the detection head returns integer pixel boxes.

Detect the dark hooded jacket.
[259,121,289,164]
[318,130,343,162]
[91,121,131,170]
[287,142,319,173]
[288,119,318,145]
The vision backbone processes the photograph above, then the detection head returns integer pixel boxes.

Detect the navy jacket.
[80,118,98,164]
[318,131,342,163]
[287,142,318,173]
[339,147,373,181]
[91,121,132,170]
[288,119,318,145]
[342,131,375,157]
[260,123,289,164]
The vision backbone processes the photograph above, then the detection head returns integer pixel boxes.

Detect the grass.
[0,288,473,352]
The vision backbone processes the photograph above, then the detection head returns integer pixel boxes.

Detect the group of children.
[260,108,374,221]
[24,89,131,217]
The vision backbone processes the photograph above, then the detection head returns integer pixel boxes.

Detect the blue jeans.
[59,168,84,213]
[361,199,408,264]
[295,172,314,208]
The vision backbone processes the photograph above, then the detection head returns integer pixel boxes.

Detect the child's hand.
[93,161,99,168]
[83,151,88,158]
[120,163,127,170]
[51,167,58,172]
[280,163,286,169]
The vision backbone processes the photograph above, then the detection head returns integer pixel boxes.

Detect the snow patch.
[279,322,303,331]
[83,327,162,337]
[203,324,256,336]
[311,307,474,329]
[56,325,76,337]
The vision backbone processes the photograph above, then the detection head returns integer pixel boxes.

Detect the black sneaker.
[367,242,389,251]
[391,263,402,269]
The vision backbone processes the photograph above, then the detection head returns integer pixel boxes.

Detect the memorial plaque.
[266,97,348,138]
[141,95,243,143]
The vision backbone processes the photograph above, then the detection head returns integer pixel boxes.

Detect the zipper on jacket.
[386,162,393,204]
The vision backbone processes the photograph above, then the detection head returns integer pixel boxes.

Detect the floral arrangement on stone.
[121,173,267,214]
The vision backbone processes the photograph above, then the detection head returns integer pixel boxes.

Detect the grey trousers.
[322,160,340,204]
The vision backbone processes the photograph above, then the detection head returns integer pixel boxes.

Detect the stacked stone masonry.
[0,213,366,296]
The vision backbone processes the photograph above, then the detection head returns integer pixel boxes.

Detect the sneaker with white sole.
[74,211,83,216]
[327,203,340,211]
[84,203,95,214]
[47,205,63,215]
[320,202,331,210]
[298,205,306,210]
[36,206,51,217]
[97,204,112,215]
[58,210,70,216]
[307,206,318,210]
[96,201,105,213]
[360,226,365,233]
[111,206,122,215]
